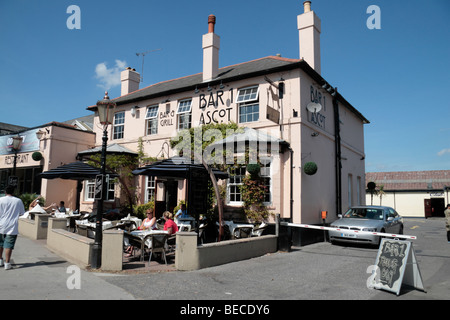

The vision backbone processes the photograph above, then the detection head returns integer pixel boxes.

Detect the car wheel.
[398,226,403,235]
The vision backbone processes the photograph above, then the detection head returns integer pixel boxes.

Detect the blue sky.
[0,0,449,173]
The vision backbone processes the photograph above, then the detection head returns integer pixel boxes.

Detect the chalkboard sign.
[370,239,425,295]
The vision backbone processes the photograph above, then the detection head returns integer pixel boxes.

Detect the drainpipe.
[333,88,342,216]
[290,147,294,221]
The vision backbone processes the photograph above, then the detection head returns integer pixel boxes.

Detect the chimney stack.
[202,14,220,82]
[121,67,140,96]
[298,1,321,74]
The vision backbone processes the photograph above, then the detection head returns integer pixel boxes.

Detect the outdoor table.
[75,219,114,237]
[125,229,170,261]
[120,216,142,230]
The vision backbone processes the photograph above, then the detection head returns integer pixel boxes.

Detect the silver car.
[329,206,404,246]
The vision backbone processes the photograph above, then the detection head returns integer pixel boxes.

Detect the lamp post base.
[90,242,102,269]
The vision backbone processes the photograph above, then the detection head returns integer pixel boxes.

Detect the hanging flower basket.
[303,161,318,175]
[32,151,43,161]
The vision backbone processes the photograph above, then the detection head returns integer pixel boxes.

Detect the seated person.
[138,209,157,230]
[175,203,189,219]
[124,209,157,257]
[29,195,56,212]
[163,211,178,235]
[57,201,67,213]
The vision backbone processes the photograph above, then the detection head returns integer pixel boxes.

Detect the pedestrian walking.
[445,204,450,243]
[0,185,26,270]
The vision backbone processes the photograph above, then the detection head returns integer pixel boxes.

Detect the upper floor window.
[146,105,159,135]
[177,99,192,130]
[113,111,125,140]
[237,86,259,123]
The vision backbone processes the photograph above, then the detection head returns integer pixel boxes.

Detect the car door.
[387,208,400,233]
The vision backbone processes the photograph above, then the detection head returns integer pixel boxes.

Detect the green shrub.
[134,201,154,220]
[19,193,45,210]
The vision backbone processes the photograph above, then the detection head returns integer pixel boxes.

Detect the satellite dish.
[306,102,322,113]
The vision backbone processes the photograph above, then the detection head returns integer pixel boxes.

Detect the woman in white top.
[138,209,157,230]
[124,209,157,257]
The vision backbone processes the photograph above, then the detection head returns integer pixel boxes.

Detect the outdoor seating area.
[21,154,275,272]
[22,210,277,272]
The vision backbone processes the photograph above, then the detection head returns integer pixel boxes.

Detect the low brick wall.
[47,218,94,268]
[46,218,123,271]
[18,214,52,240]
[175,232,277,271]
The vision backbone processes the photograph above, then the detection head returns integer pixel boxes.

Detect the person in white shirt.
[0,185,26,270]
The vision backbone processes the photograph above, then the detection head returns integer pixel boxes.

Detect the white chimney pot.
[121,68,140,96]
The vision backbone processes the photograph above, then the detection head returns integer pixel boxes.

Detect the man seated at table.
[57,201,66,213]
[175,203,190,219]
[163,211,178,235]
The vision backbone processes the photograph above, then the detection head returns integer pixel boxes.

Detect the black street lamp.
[11,135,23,176]
[90,92,116,269]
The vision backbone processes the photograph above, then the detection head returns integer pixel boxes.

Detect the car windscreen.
[343,208,383,220]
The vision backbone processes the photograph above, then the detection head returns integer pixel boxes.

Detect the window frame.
[84,179,95,201]
[236,86,259,104]
[237,86,260,123]
[227,166,246,205]
[259,157,272,205]
[145,176,156,203]
[106,177,115,201]
[177,99,192,130]
[145,105,159,135]
[112,111,125,140]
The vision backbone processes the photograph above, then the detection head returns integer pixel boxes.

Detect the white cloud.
[437,148,450,156]
[95,59,127,90]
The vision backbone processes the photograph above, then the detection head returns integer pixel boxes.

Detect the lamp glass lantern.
[12,135,22,151]
[36,130,45,140]
[97,92,116,125]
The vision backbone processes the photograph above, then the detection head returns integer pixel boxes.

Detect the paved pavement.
[0,218,448,304]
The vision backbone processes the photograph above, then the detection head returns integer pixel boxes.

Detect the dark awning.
[40,161,104,180]
[132,156,228,180]
[40,161,111,213]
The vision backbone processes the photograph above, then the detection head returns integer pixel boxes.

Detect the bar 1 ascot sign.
[198,88,233,125]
